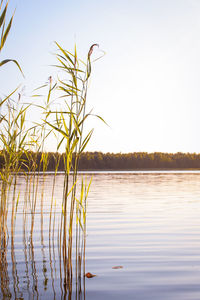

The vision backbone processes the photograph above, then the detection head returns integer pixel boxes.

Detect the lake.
[2,171,200,299]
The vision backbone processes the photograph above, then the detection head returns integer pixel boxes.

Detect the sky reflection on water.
[2,171,200,300]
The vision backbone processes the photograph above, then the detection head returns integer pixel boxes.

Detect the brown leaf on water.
[85,272,96,278]
[112,266,123,269]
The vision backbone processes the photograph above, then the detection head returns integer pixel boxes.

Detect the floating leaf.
[112,266,123,269]
[85,272,96,278]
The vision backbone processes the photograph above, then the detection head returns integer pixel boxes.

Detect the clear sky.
[1,0,200,153]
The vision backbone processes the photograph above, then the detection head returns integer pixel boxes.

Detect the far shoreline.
[15,168,200,176]
[2,151,200,172]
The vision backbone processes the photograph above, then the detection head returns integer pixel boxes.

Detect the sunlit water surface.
[3,171,200,300]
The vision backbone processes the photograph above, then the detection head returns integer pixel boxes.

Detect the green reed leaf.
[80,129,94,153]
[0,2,7,29]
[44,120,69,139]
[0,13,13,50]
[55,41,74,65]
[0,58,24,77]
[92,114,108,126]
[57,136,64,151]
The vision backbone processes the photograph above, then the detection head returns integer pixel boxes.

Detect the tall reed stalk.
[44,42,102,291]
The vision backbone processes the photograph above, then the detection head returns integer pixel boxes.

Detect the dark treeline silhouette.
[78,151,200,170]
[1,151,200,171]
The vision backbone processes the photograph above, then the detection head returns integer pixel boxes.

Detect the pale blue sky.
[1,0,200,153]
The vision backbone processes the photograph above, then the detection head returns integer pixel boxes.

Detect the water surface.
[3,171,200,299]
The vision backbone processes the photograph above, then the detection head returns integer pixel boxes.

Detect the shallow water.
[2,171,200,299]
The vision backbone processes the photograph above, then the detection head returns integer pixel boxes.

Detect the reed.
[0,40,103,298]
[0,94,30,246]
[0,0,23,118]
[0,0,23,75]
[0,1,25,266]
[0,0,104,297]
[43,42,102,291]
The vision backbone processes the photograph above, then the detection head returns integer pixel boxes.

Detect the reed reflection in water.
[1,171,200,300]
[0,173,88,300]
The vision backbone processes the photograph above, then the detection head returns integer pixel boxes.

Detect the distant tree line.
[77,151,200,170]
[1,151,200,171]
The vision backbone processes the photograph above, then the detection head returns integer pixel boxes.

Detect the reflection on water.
[1,171,200,299]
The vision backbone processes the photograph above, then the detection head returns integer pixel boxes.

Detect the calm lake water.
[2,171,200,299]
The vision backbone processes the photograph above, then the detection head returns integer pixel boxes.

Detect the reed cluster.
[0,1,102,296]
